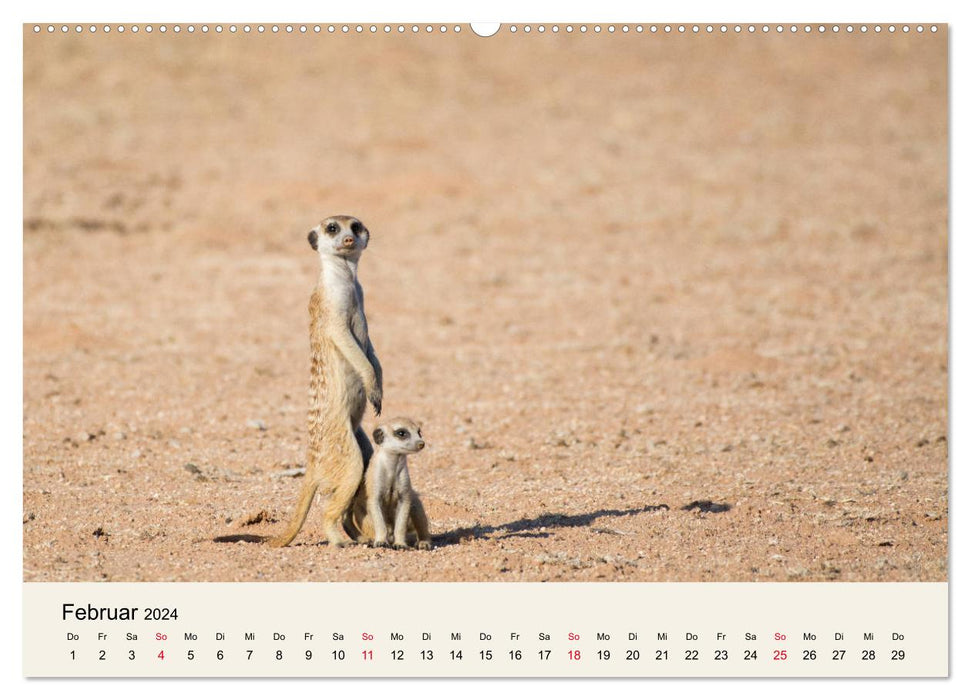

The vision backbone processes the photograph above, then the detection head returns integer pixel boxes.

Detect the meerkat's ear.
[372,427,385,445]
[307,230,318,251]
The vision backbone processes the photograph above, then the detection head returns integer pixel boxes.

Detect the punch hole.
[159,25,167,32]
[61,25,69,33]
[173,26,181,33]
[216,26,223,33]
[32,25,39,32]
[706,25,713,33]
[131,25,139,33]
[931,25,938,32]
[594,25,601,33]
[244,25,251,33]
[832,26,839,33]
[524,25,531,33]
[678,25,685,33]
[75,25,82,33]
[145,25,152,33]
[846,26,854,33]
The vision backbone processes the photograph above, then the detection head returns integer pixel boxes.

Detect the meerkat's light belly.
[330,351,367,417]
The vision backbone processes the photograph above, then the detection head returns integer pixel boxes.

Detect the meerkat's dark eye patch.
[394,429,410,440]
[350,221,363,235]
[325,222,340,235]
[307,230,318,250]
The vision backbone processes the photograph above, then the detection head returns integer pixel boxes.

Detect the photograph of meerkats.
[23,26,946,582]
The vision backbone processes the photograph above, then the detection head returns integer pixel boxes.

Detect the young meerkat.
[344,417,432,550]
[269,215,383,548]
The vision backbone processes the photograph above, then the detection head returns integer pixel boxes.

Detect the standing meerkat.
[269,215,383,548]
[344,417,432,550]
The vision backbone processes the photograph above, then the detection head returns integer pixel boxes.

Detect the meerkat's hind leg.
[318,427,365,547]
[410,495,432,550]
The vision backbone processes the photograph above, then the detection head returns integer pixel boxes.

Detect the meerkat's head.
[307,215,369,260]
[373,417,425,455]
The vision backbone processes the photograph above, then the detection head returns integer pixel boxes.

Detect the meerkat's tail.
[268,478,319,547]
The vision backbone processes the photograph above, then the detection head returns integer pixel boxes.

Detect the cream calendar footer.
[23,582,947,677]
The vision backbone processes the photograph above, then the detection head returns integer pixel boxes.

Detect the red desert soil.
[23,27,947,582]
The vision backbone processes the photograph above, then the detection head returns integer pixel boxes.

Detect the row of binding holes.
[508,24,938,34]
[32,24,940,34]
[32,24,463,34]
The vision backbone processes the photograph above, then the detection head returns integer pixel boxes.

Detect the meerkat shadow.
[433,503,687,548]
[212,534,270,544]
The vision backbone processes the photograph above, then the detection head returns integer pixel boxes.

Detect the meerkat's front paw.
[393,542,410,551]
[368,385,383,416]
[417,541,432,551]
[372,539,390,548]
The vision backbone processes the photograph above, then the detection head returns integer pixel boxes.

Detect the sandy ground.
[23,26,947,582]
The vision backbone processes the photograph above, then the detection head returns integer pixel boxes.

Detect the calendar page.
[21,18,949,680]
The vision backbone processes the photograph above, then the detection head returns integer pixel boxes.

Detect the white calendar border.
[4,0,964,697]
